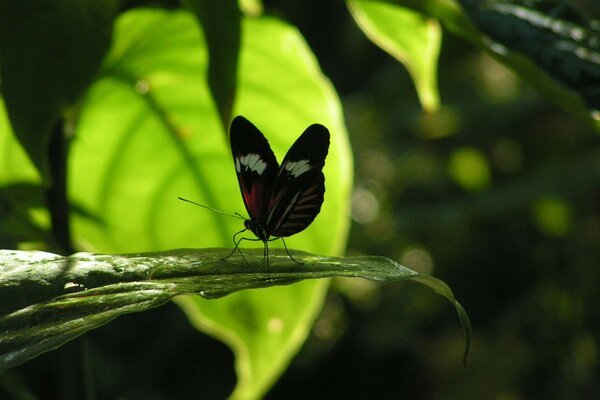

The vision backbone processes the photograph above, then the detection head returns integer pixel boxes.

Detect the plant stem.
[46,119,74,255]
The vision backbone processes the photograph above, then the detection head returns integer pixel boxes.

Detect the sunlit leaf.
[347,0,442,112]
[68,9,352,399]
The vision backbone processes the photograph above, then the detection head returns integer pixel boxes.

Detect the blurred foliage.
[1,0,600,399]
[267,1,600,399]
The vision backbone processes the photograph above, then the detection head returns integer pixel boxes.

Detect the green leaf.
[0,249,471,372]
[458,0,600,115]
[0,98,40,187]
[398,0,600,127]
[0,97,46,248]
[184,0,240,126]
[0,0,116,178]
[68,9,353,399]
[411,274,472,366]
[0,184,50,248]
[347,0,442,112]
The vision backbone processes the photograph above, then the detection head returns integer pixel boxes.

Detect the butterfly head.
[244,218,270,242]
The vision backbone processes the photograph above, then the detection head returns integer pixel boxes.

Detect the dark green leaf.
[459,0,600,114]
[0,249,471,371]
[397,0,600,126]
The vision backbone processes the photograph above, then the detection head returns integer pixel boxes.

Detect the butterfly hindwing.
[267,169,325,237]
[266,124,330,237]
[230,116,279,225]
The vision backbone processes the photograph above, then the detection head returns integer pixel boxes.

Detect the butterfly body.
[244,219,269,242]
[229,115,330,266]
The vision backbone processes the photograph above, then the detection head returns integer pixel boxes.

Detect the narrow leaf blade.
[0,249,470,372]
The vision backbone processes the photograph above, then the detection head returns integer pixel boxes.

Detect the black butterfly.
[226,115,330,267]
[179,116,329,267]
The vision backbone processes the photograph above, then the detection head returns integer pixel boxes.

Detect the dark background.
[6,1,600,399]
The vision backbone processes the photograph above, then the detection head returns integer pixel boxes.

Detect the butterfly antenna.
[178,197,245,220]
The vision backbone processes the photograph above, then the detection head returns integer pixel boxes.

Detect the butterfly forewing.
[266,124,330,237]
[230,116,279,224]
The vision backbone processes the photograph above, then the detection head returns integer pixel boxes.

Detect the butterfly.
[226,115,330,268]
[179,115,330,268]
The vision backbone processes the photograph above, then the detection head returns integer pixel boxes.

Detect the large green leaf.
[68,9,352,399]
[0,249,471,372]
[0,0,116,178]
[347,0,442,112]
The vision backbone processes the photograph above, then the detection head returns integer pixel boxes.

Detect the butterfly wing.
[230,116,279,224]
[266,123,330,237]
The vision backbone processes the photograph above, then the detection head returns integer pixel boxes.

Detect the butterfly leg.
[263,240,270,272]
[223,228,250,265]
[280,237,303,266]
